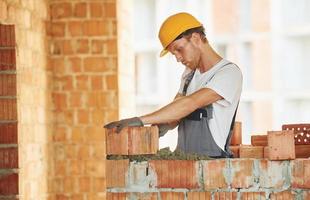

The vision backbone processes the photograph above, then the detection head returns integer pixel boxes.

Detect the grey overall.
[176,63,237,158]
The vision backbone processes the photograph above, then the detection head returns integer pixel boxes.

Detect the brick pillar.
[48,0,118,199]
[0,24,18,199]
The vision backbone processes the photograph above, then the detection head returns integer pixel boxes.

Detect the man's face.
[167,36,199,70]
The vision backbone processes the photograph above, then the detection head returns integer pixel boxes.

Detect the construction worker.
[104,12,242,158]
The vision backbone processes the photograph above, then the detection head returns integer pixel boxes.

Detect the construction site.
[0,0,310,199]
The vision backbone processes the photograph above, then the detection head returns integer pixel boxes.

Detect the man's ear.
[190,32,202,45]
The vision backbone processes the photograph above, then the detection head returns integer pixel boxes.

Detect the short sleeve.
[204,65,243,106]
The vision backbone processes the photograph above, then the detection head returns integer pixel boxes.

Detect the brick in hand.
[106,126,159,155]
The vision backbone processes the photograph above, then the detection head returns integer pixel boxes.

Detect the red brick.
[50,22,66,37]
[187,191,211,200]
[82,21,108,36]
[0,123,17,144]
[251,135,268,146]
[106,126,158,155]
[160,192,184,200]
[128,126,158,155]
[230,146,240,158]
[106,128,128,155]
[90,2,103,18]
[259,160,286,188]
[76,39,89,54]
[104,2,116,18]
[295,145,310,158]
[240,192,266,200]
[91,40,104,54]
[231,159,254,188]
[106,39,117,55]
[52,92,67,111]
[0,49,16,71]
[51,3,72,19]
[149,160,199,189]
[268,130,295,160]
[0,74,16,96]
[203,160,228,189]
[231,121,242,145]
[0,147,18,168]
[91,75,103,90]
[106,159,129,188]
[291,159,310,189]
[84,57,107,72]
[270,191,294,200]
[69,57,82,73]
[106,74,118,90]
[73,2,86,18]
[106,193,127,200]
[0,173,18,195]
[214,192,238,200]
[77,109,89,124]
[239,145,264,158]
[76,75,89,90]
[0,98,17,120]
[282,124,310,145]
[303,191,310,200]
[78,177,90,192]
[68,21,83,37]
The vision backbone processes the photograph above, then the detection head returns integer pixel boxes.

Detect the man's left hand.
[104,117,144,133]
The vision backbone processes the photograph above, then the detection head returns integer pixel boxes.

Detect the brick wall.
[47,0,118,199]
[1,0,120,199]
[107,158,310,199]
[0,23,18,199]
[106,127,310,200]
[1,0,51,199]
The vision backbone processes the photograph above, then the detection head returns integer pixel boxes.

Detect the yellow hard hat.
[158,12,202,57]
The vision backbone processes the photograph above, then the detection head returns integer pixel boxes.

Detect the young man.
[104,12,242,158]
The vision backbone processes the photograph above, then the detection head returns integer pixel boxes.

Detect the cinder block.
[149,160,199,189]
[268,130,295,160]
[251,135,267,146]
[187,191,211,200]
[0,173,18,195]
[213,192,238,200]
[259,160,286,188]
[240,192,266,200]
[106,126,158,155]
[0,123,17,144]
[106,159,129,188]
[239,145,264,158]
[230,145,240,158]
[203,160,228,189]
[160,192,184,200]
[231,159,254,189]
[231,121,242,145]
[0,147,18,168]
[291,159,310,189]
[269,191,294,200]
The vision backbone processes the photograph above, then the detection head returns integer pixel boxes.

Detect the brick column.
[0,24,18,199]
[48,0,118,199]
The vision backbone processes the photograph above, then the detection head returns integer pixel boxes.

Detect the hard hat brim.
[160,49,169,57]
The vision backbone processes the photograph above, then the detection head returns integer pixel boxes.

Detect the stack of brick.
[247,124,310,159]
[106,126,310,200]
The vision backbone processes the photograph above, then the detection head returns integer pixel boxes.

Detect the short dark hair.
[174,26,206,42]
